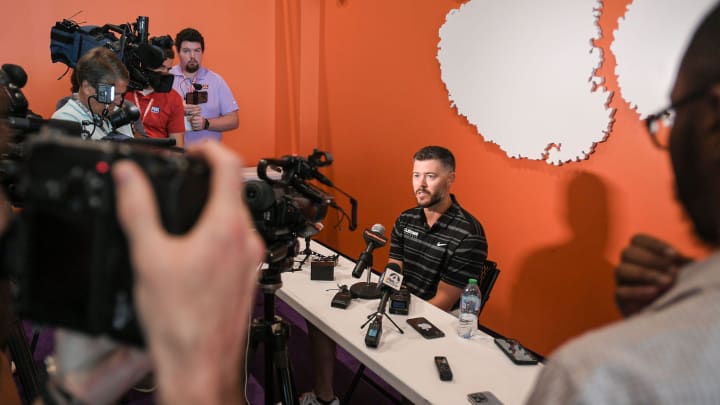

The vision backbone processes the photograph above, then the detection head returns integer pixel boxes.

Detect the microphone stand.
[349,256,382,299]
[361,310,404,333]
[293,236,314,271]
[361,304,404,348]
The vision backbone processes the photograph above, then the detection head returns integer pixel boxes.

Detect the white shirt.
[52,98,133,140]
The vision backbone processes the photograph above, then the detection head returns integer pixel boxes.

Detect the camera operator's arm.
[114,142,264,404]
[189,111,238,132]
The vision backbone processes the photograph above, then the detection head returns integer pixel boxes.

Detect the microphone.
[375,263,403,313]
[365,263,404,348]
[351,224,387,278]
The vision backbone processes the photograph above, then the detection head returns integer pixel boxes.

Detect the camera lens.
[244,180,275,212]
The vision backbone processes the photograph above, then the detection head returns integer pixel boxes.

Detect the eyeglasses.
[644,86,713,149]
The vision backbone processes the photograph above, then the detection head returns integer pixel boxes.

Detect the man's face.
[412,159,454,208]
[178,41,203,74]
[80,79,128,116]
[668,72,720,244]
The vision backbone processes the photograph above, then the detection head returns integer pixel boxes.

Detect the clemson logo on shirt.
[403,228,419,238]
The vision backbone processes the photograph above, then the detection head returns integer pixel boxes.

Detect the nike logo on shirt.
[437,242,447,247]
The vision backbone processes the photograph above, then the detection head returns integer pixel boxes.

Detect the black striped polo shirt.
[388,194,488,300]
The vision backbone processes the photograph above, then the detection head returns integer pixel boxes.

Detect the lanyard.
[133,92,155,121]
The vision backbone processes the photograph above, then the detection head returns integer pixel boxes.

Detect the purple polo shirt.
[171,65,239,145]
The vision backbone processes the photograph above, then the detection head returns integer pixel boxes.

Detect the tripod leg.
[272,319,298,405]
[247,319,265,366]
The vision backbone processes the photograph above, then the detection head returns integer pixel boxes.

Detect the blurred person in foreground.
[529,3,720,403]
[1,81,264,403]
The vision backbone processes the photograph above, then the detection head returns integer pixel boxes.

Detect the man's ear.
[447,171,456,185]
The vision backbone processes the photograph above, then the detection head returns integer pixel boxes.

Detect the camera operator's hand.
[184,103,201,117]
[615,234,691,317]
[113,142,264,405]
[49,329,151,404]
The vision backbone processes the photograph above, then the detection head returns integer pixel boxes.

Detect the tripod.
[248,240,299,405]
[360,302,404,349]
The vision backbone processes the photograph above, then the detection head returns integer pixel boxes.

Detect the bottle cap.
[469,278,477,284]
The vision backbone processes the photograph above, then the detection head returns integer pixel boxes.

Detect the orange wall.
[3,0,708,356]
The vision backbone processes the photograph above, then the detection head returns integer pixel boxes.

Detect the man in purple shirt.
[171,28,239,146]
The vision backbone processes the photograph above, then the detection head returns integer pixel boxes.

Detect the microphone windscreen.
[1,64,27,88]
[371,223,385,235]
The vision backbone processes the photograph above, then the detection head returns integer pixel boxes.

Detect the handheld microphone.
[365,263,404,348]
[351,224,387,278]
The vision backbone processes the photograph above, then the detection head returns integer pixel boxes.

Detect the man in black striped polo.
[387,145,488,309]
[301,146,488,405]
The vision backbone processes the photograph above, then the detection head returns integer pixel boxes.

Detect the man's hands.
[184,104,206,131]
[113,142,264,404]
[615,234,691,317]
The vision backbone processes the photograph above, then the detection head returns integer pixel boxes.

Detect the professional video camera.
[243,151,357,404]
[0,131,210,347]
[50,15,173,92]
[244,149,357,277]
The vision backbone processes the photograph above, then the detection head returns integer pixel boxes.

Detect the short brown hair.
[75,47,129,90]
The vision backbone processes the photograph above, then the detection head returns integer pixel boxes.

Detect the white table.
[275,241,541,405]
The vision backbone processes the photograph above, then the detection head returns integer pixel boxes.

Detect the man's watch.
[203,118,210,130]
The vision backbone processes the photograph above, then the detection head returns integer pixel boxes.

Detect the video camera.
[50,15,173,92]
[244,150,340,277]
[0,131,210,347]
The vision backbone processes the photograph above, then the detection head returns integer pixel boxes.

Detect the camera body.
[185,91,208,105]
[244,151,334,246]
[9,133,210,346]
[50,16,169,92]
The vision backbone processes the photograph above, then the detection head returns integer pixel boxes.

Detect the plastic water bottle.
[457,278,481,338]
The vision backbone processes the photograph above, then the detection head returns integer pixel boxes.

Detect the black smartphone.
[406,317,445,339]
[494,338,539,365]
[434,356,453,381]
[185,90,208,105]
[467,391,503,405]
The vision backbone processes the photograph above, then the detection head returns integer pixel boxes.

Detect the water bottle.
[457,278,481,338]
